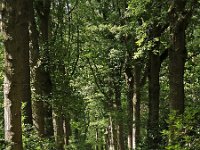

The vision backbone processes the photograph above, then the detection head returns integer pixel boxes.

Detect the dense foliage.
[0,0,200,149]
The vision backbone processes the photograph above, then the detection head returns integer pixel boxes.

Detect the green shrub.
[22,125,56,150]
[162,107,200,150]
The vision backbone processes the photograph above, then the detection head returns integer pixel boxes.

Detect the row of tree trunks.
[52,63,71,149]
[30,0,72,146]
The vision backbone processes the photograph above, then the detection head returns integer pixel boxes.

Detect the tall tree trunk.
[36,0,54,137]
[147,51,160,149]
[169,27,186,114]
[146,20,169,148]
[168,1,188,145]
[168,0,192,114]
[3,0,30,149]
[169,32,186,114]
[125,52,141,150]
[29,0,45,137]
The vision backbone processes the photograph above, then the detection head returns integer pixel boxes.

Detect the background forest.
[0,0,200,150]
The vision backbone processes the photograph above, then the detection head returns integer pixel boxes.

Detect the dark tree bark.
[167,0,198,146]
[146,19,169,149]
[168,0,194,114]
[3,0,31,149]
[147,50,161,149]
[35,0,54,137]
[29,0,45,137]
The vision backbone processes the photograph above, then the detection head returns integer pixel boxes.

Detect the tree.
[34,0,54,137]
[29,0,45,136]
[2,0,31,149]
[1,0,200,149]
[168,0,197,113]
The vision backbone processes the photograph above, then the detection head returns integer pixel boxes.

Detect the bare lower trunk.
[53,109,64,150]
[32,100,45,136]
[169,31,186,114]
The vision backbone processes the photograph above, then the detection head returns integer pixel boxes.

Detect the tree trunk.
[168,0,189,114]
[29,0,45,136]
[125,53,141,150]
[108,116,115,150]
[132,63,141,150]
[125,65,134,150]
[22,56,32,126]
[168,1,187,145]
[53,109,64,150]
[36,0,54,137]
[169,29,186,114]
[3,0,30,149]
[147,51,160,149]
